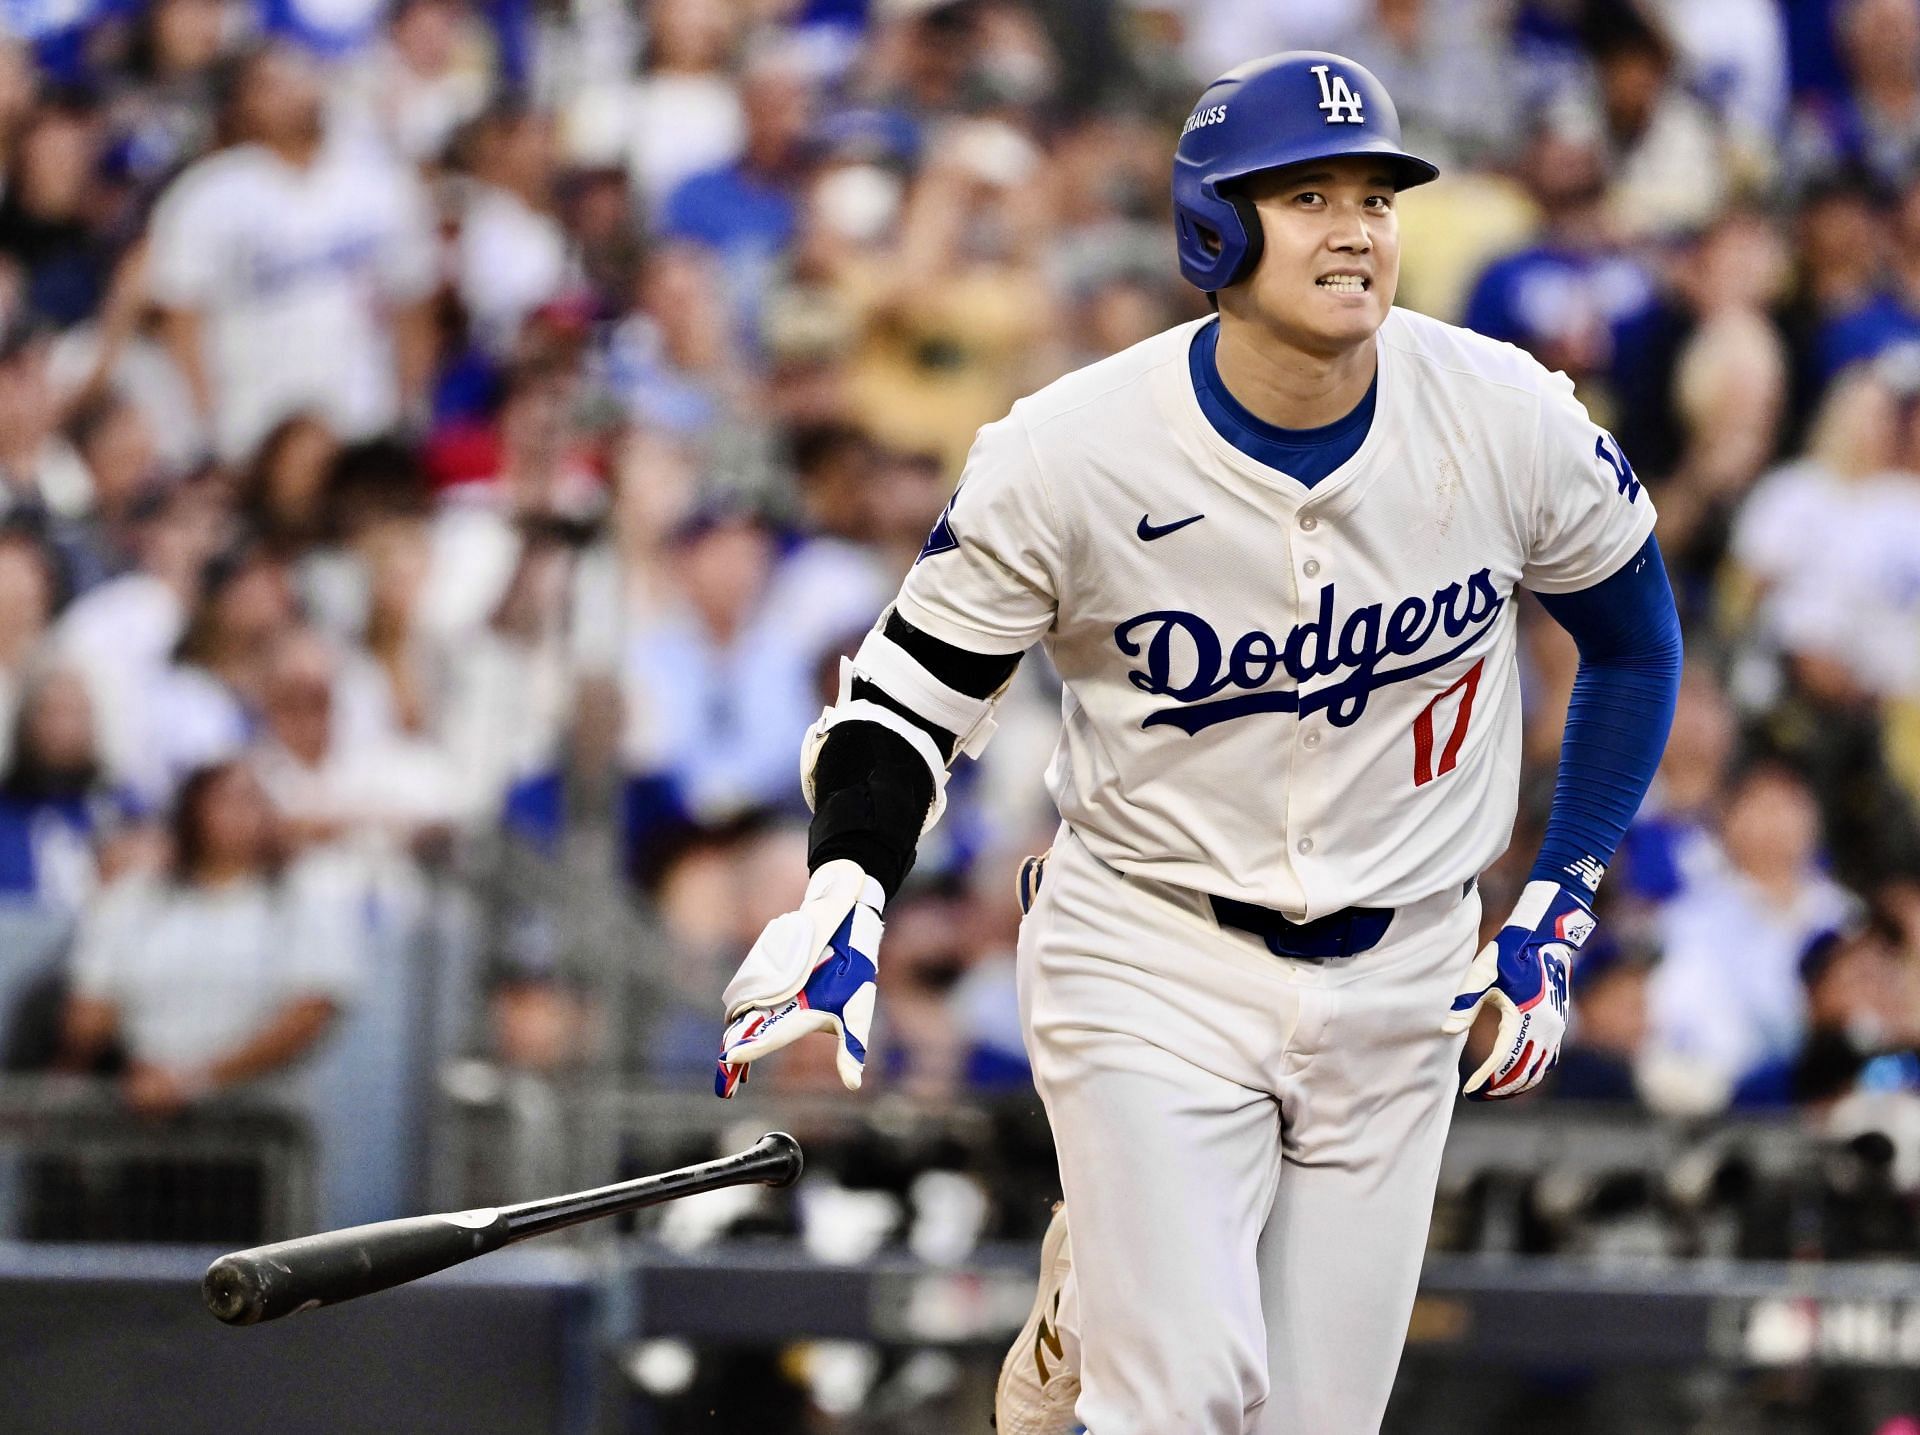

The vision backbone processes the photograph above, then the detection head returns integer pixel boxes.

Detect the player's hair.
[168,759,287,887]
[1807,368,1901,479]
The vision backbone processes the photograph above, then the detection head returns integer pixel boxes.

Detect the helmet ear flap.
[1220,189,1264,289]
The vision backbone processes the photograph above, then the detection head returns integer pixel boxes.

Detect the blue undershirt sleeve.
[1528,534,1684,892]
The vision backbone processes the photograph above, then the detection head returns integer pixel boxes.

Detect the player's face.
[1235,158,1400,355]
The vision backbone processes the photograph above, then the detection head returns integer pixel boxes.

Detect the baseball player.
[714,52,1684,1435]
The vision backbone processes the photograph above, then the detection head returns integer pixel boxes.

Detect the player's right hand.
[1442,879,1593,1100]
[715,859,885,1098]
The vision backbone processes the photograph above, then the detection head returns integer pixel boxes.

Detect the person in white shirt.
[60,759,362,1116]
[336,0,491,166]
[54,477,225,803]
[0,315,93,523]
[1735,365,1920,702]
[146,42,438,463]
[455,102,573,356]
[561,0,746,210]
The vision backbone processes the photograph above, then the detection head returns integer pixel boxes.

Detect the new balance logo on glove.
[1442,879,1595,1099]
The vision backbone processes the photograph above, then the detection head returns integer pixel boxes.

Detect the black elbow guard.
[807,720,937,900]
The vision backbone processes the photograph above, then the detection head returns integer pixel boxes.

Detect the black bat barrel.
[204,1208,514,1325]
[205,1132,804,1326]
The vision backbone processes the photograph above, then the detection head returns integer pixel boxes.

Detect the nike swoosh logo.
[1137,513,1205,541]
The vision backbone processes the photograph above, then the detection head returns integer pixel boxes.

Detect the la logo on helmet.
[1311,64,1365,124]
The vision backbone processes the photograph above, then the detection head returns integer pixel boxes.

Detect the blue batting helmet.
[1172,52,1439,293]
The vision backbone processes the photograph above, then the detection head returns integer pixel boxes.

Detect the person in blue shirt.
[0,663,140,912]
[661,46,817,343]
[1462,119,1657,394]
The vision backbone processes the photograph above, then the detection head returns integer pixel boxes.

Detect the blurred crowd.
[3,0,1920,1233]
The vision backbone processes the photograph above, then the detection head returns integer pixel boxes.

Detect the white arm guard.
[797,619,1008,835]
[849,625,1000,758]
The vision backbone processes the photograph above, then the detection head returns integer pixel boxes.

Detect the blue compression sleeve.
[1528,535,1684,890]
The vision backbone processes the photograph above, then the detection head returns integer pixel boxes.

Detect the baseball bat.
[203,1130,803,1326]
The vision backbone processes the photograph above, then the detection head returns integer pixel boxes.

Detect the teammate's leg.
[1251,894,1479,1434]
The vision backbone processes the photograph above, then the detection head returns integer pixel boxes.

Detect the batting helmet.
[1172,52,1439,293]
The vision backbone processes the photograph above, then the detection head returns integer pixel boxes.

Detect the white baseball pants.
[1017,825,1479,1435]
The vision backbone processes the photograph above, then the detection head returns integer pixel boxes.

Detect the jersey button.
[1303,559,1321,577]
[1296,837,1314,854]
[1303,731,1321,749]
[1299,515,1318,531]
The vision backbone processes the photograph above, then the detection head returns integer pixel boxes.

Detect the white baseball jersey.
[147,134,437,462]
[895,310,1657,919]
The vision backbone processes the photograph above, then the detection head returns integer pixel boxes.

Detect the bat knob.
[203,1255,269,1326]
[759,1131,805,1188]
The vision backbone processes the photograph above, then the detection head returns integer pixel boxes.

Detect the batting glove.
[1443,879,1593,1100]
[715,859,884,1098]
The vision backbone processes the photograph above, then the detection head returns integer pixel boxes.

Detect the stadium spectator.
[1655,0,1791,169]
[1460,110,1656,402]
[53,477,224,800]
[602,242,750,443]
[337,0,492,167]
[1801,174,1920,386]
[1779,169,1891,426]
[1730,363,1920,700]
[763,420,893,660]
[62,392,167,592]
[455,101,573,357]
[1643,226,1792,596]
[1587,9,1732,239]
[1645,763,1858,1110]
[435,520,589,816]
[0,41,35,161]
[420,357,605,641]
[0,663,140,914]
[563,0,747,210]
[1733,916,1920,1105]
[102,0,231,192]
[839,118,1060,470]
[235,412,338,559]
[1550,939,1655,1106]
[0,312,93,531]
[621,504,818,847]
[662,40,818,334]
[0,95,110,326]
[249,624,465,858]
[0,529,57,772]
[1789,0,1920,194]
[1617,664,1737,907]
[634,815,811,1081]
[138,546,295,802]
[1322,0,1520,169]
[146,42,437,461]
[58,759,361,1117]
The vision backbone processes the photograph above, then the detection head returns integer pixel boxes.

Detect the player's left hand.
[1442,879,1594,1100]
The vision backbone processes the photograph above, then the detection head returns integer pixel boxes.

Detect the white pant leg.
[1019,828,1304,1435]
[1020,827,1479,1435]
[1253,889,1479,1435]
[1035,1031,1284,1434]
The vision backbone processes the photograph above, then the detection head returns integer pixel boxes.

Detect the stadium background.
[0,0,1918,1430]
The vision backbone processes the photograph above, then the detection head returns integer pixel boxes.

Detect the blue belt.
[1209,896,1395,960]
